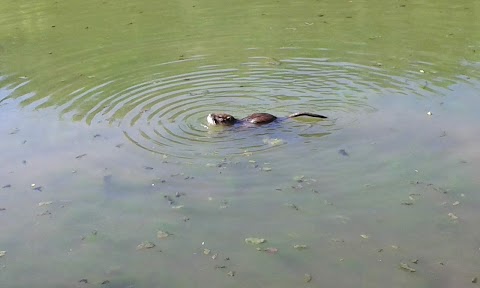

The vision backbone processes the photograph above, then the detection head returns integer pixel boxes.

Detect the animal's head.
[207,113,237,126]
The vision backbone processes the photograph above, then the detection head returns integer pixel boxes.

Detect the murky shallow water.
[1,0,480,287]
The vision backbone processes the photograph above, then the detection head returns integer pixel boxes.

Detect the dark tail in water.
[288,112,328,119]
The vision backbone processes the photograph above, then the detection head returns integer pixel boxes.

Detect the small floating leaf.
[400,262,416,272]
[136,241,155,250]
[401,202,414,205]
[157,230,170,239]
[38,201,53,206]
[293,244,308,250]
[245,237,266,245]
[75,153,87,159]
[448,212,458,220]
[257,247,278,254]
[293,175,305,182]
[285,203,299,210]
[265,138,284,146]
[264,247,278,254]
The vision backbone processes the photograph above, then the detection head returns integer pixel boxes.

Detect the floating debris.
[227,271,235,277]
[81,230,98,241]
[38,201,53,207]
[293,175,305,182]
[256,247,278,254]
[0,251,6,257]
[2,184,11,189]
[360,234,369,239]
[338,149,349,156]
[245,238,266,245]
[262,167,272,172]
[452,201,460,206]
[164,195,175,205]
[401,202,414,206]
[263,138,284,146]
[293,244,308,250]
[411,259,419,264]
[285,203,299,210]
[37,210,51,216]
[203,249,211,255]
[331,238,345,243]
[448,213,458,220]
[157,230,171,239]
[472,277,477,283]
[75,153,87,159]
[0,208,5,211]
[171,205,184,209]
[136,241,155,250]
[400,262,416,272]
[78,279,88,283]
[214,265,226,269]
[143,166,154,170]
[304,273,312,283]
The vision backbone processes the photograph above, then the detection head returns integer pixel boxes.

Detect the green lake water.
[1,0,479,287]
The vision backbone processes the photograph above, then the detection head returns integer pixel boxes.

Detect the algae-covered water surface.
[1,0,479,287]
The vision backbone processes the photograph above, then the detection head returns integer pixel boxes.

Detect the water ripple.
[5,55,473,159]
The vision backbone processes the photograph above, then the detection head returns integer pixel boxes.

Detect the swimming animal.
[207,112,327,126]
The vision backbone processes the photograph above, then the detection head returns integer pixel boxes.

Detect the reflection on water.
[1,0,480,287]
